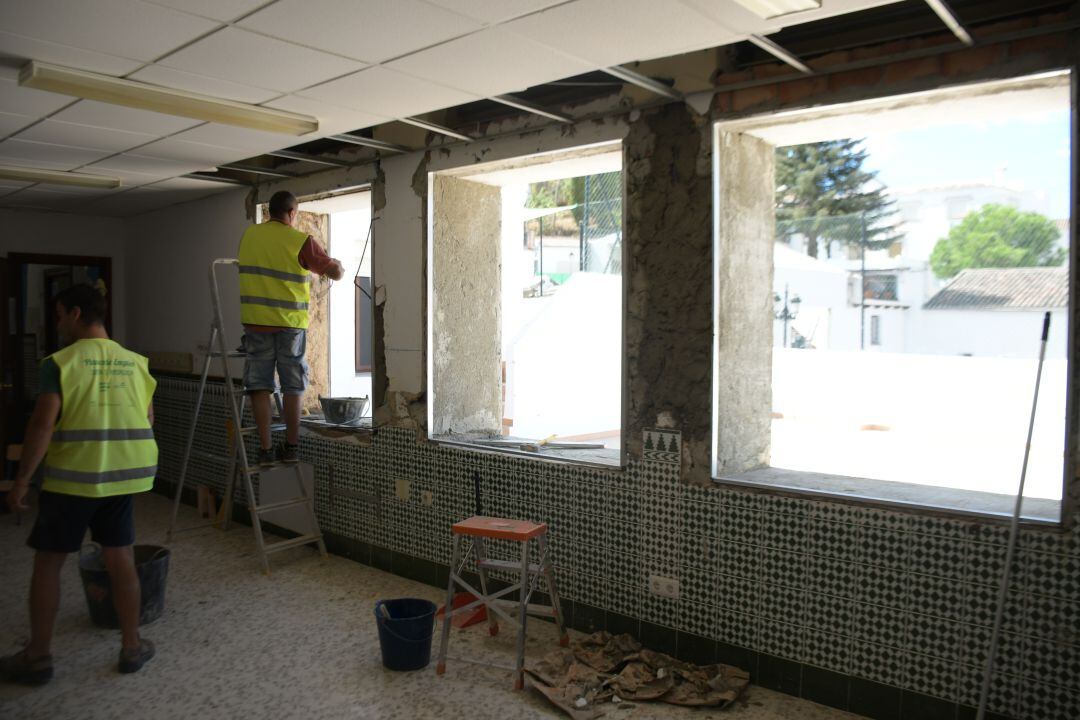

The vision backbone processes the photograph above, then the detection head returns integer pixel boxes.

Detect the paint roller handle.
[1041,311,1050,342]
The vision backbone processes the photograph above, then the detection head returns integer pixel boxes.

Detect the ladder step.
[209,350,247,358]
[263,533,323,554]
[255,497,311,514]
[239,423,287,434]
[477,558,547,574]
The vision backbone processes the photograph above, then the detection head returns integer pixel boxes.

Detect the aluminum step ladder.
[165,258,327,574]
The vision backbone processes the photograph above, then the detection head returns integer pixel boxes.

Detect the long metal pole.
[782,284,790,348]
[860,214,867,351]
[975,312,1051,720]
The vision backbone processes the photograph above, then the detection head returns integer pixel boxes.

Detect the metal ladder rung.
[264,533,323,554]
[209,350,247,358]
[240,423,287,434]
[255,497,311,514]
[477,558,546,574]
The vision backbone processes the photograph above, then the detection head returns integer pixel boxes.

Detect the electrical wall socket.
[648,574,680,600]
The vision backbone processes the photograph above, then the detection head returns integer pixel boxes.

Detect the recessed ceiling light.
[0,164,121,189]
[731,0,821,20]
[20,61,318,136]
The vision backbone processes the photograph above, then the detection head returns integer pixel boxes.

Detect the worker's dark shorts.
[242,329,308,396]
[27,491,136,553]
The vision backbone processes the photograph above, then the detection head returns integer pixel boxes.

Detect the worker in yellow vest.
[2,284,157,684]
[239,190,343,466]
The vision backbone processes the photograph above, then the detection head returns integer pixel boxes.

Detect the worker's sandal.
[0,648,54,685]
[118,638,155,674]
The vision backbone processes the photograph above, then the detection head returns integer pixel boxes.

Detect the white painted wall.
[0,208,128,343]
[123,189,250,374]
[915,308,1068,358]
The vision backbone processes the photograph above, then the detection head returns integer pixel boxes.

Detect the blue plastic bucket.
[374,598,437,671]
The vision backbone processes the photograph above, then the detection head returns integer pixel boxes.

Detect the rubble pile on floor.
[525,631,750,719]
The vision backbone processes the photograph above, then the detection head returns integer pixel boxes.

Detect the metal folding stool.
[436,515,568,690]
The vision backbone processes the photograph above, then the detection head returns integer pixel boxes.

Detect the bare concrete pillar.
[715,130,774,474]
[430,175,502,435]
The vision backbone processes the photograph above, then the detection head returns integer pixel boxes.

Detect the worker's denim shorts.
[242,329,308,396]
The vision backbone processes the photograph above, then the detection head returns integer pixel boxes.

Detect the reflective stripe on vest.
[238,221,311,328]
[42,339,158,498]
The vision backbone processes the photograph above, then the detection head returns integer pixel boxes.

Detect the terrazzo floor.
[1,492,864,720]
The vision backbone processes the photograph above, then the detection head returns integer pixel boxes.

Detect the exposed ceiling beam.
[399,117,474,142]
[330,133,409,154]
[183,172,247,185]
[491,94,573,123]
[747,34,813,74]
[218,164,295,178]
[266,150,350,167]
[603,65,683,101]
[923,0,974,46]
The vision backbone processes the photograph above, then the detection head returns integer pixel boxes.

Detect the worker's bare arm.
[8,393,61,511]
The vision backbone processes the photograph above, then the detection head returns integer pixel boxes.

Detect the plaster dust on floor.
[0,493,863,720]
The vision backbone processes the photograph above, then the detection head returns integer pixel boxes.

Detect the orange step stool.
[435,515,568,690]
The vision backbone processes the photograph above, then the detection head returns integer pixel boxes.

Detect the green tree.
[776,139,902,258]
[930,204,1067,279]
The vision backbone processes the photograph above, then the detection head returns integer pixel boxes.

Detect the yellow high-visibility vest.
[43,338,158,498]
[238,221,311,328]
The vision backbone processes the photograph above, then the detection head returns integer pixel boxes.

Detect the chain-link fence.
[523,171,622,297]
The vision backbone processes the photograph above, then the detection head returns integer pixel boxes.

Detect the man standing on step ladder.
[239,190,343,467]
[2,284,157,684]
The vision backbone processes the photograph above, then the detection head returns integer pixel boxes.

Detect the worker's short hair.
[55,283,107,326]
[268,191,298,219]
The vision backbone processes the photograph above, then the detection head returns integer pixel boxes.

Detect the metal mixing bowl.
[319,396,369,424]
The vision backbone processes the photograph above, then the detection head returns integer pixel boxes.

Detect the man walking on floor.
[2,284,158,684]
[239,190,344,466]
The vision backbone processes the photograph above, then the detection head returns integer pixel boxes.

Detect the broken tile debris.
[525,631,750,718]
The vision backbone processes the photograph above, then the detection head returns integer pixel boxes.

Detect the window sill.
[431,434,624,470]
[716,467,1061,525]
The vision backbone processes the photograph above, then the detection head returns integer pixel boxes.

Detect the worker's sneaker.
[0,648,54,685]
[118,639,155,674]
[282,443,300,464]
[258,448,276,468]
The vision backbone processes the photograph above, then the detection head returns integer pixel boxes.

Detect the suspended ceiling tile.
[239,0,482,64]
[261,95,386,138]
[145,0,270,22]
[89,152,207,178]
[423,0,566,24]
[0,111,34,139]
[0,139,112,170]
[142,176,238,192]
[386,27,591,97]
[0,0,220,63]
[128,65,281,105]
[79,161,161,187]
[0,31,144,76]
[171,123,296,153]
[159,27,366,94]
[50,100,202,135]
[505,0,739,67]
[14,119,156,153]
[134,137,248,166]
[300,66,479,120]
[0,77,74,117]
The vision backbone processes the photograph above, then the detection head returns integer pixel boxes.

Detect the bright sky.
[861,109,1072,219]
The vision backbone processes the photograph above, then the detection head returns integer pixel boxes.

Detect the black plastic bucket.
[78,543,170,629]
[374,598,437,671]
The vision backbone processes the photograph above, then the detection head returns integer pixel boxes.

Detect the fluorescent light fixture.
[732,0,821,20]
[0,164,121,189]
[20,61,318,136]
